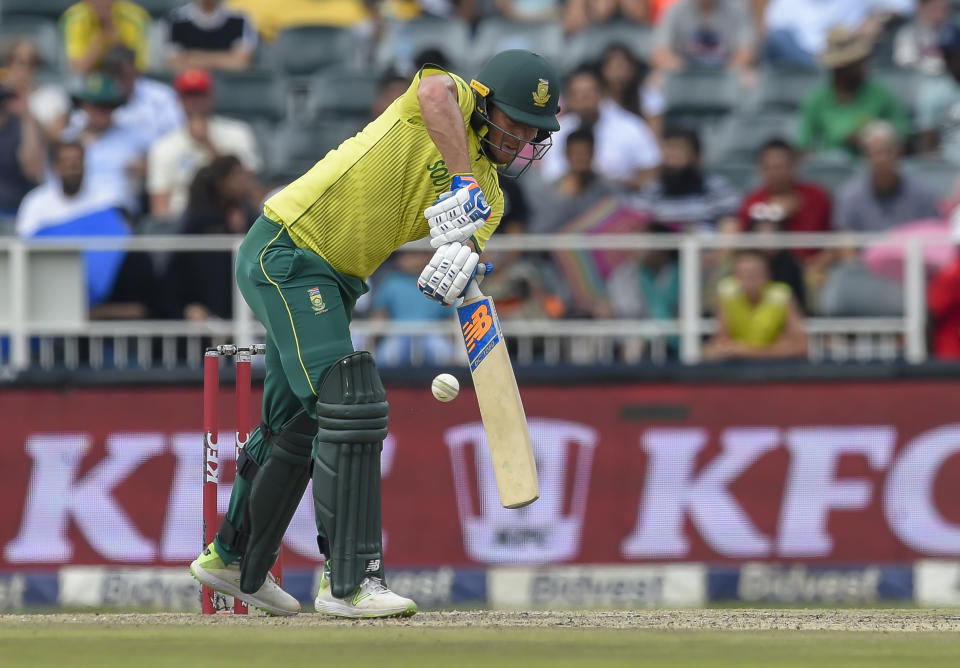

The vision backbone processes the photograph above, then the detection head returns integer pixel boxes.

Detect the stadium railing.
[0,231,943,371]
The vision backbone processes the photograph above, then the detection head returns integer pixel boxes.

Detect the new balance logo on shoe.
[366,559,381,573]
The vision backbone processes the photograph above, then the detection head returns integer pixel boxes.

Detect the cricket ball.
[431,373,460,402]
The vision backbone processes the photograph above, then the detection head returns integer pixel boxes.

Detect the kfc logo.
[446,418,598,564]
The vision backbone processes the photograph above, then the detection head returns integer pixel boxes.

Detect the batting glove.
[417,242,492,305]
[424,174,492,249]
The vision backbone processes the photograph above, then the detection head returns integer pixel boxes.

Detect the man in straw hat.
[796,27,909,157]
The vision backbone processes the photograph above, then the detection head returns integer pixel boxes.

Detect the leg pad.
[312,352,389,599]
[239,409,315,593]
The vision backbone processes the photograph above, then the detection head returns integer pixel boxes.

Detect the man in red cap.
[147,67,261,220]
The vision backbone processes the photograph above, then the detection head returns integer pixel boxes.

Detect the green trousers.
[215,215,368,564]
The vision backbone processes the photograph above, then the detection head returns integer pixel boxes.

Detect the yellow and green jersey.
[717,277,792,348]
[61,1,150,72]
[263,66,504,281]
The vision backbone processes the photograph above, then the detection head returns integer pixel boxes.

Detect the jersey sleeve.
[394,65,474,127]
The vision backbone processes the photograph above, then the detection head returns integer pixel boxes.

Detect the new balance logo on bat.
[461,304,493,354]
[457,298,501,371]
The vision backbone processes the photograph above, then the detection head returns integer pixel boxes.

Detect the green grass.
[2,624,959,668]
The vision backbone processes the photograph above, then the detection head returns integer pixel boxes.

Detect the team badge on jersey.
[532,79,551,107]
[307,286,327,315]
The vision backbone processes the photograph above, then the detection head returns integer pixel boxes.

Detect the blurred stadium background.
[1,0,960,621]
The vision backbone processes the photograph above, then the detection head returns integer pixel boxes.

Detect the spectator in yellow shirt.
[704,249,808,361]
[61,0,150,74]
[227,0,378,42]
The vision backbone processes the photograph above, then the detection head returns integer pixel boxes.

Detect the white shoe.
[314,569,417,618]
[190,542,300,616]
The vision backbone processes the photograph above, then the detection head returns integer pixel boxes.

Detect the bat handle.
[464,279,483,301]
[464,262,492,301]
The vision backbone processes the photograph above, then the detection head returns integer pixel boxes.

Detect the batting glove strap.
[423,173,492,249]
[417,242,480,305]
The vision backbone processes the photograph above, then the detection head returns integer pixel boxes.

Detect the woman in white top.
[600,42,666,141]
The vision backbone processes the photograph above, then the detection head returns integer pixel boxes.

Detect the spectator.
[604,222,680,361]
[65,72,147,215]
[599,42,665,140]
[534,128,643,318]
[894,0,951,76]
[563,0,650,34]
[703,249,808,360]
[383,0,478,20]
[165,0,258,72]
[796,27,910,157]
[15,140,157,319]
[834,121,940,233]
[540,65,660,189]
[740,206,809,313]
[0,84,44,221]
[166,156,255,320]
[16,140,124,238]
[917,24,960,159]
[738,138,832,263]
[482,180,568,323]
[369,250,458,366]
[499,170,531,229]
[532,127,622,233]
[370,70,410,119]
[764,0,913,68]
[927,207,960,359]
[227,0,380,42]
[819,121,940,318]
[495,0,563,22]
[634,127,741,230]
[102,45,185,150]
[148,67,261,220]
[1,38,70,142]
[651,0,756,76]
[61,0,150,74]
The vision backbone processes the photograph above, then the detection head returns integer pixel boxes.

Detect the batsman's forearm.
[418,75,472,175]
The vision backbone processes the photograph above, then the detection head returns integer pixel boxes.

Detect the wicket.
[201,344,283,614]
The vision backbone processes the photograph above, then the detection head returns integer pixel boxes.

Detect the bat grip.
[464,279,483,301]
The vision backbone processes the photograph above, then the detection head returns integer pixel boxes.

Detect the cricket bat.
[456,279,539,509]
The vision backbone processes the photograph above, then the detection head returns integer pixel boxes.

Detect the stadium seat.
[797,158,858,194]
[212,71,287,123]
[662,69,741,127]
[270,26,356,76]
[271,119,365,175]
[374,17,472,76]
[902,157,960,200]
[755,66,824,113]
[0,0,66,20]
[135,0,182,18]
[145,18,169,74]
[707,111,796,163]
[874,69,920,114]
[308,70,380,119]
[560,22,654,72]
[710,161,758,193]
[470,18,563,75]
[0,16,60,70]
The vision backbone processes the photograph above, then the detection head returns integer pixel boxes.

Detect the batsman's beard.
[479,122,552,178]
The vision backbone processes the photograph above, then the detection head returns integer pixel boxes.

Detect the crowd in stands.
[4,0,960,366]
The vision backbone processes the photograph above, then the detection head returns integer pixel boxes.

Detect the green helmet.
[471,49,561,133]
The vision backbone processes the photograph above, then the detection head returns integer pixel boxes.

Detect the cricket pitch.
[2,609,959,668]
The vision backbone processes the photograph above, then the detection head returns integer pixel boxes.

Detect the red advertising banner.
[1,381,959,568]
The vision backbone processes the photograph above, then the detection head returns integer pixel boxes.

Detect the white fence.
[0,231,944,371]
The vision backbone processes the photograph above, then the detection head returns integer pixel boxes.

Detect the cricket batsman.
[190,49,560,617]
